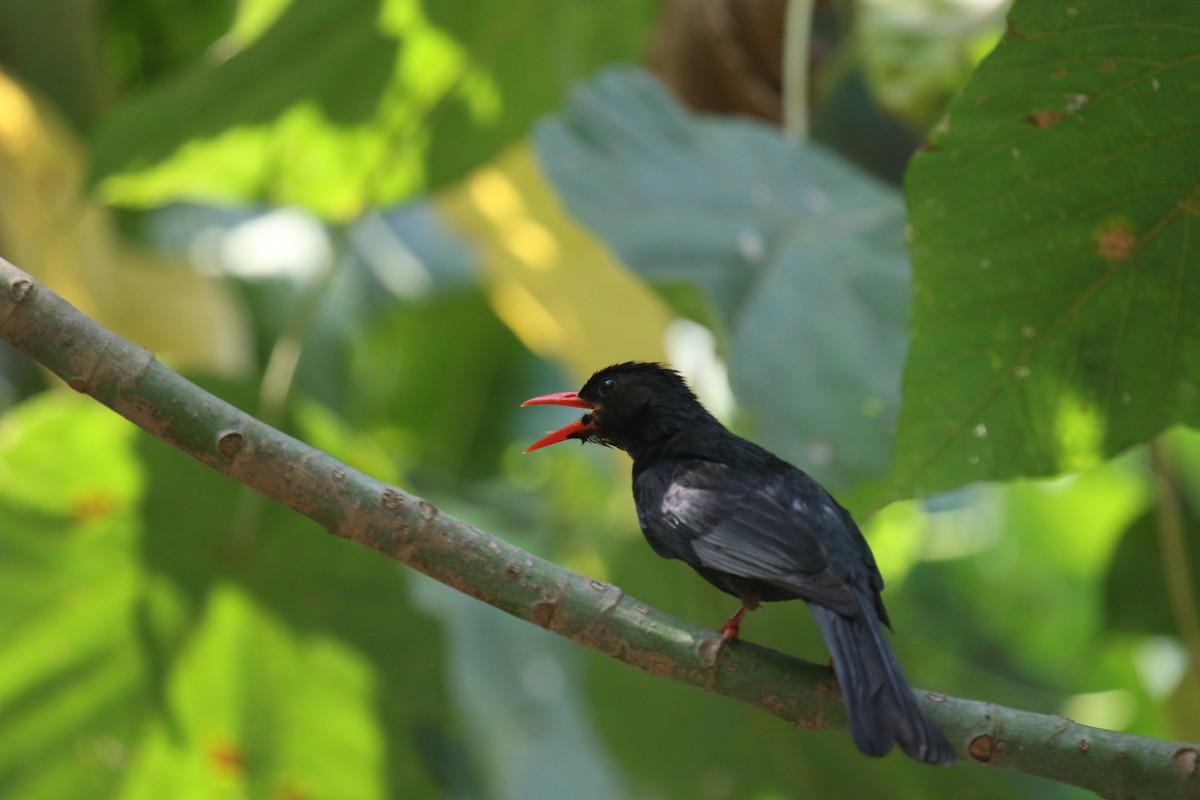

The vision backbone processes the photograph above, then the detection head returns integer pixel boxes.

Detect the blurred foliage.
[2,0,1199,799]
[91,0,663,218]
[856,0,1006,129]
[0,67,251,378]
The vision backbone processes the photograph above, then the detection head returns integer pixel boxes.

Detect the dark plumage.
[523,362,954,764]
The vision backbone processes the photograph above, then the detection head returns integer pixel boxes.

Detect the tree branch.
[1,256,1197,799]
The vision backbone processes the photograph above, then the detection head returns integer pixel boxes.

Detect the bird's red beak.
[521,391,596,452]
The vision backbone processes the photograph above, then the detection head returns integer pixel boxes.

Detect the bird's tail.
[809,595,954,765]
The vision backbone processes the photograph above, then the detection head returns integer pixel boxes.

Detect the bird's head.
[522,362,715,455]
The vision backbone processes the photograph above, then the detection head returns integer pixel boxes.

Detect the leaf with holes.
[896,0,1200,495]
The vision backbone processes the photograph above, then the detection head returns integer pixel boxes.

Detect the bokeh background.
[2,0,1198,798]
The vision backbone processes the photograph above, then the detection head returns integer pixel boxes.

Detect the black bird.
[523,362,954,765]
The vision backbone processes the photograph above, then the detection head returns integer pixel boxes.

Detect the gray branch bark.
[1,256,1196,799]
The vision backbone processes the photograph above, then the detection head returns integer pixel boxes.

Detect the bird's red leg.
[720,601,757,641]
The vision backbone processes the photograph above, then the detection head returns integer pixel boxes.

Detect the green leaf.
[1106,431,1200,637]
[343,289,532,480]
[1103,508,1188,636]
[0,389,446,799]
[115,585,386,800]
[0,395,148,799]
[0,393,142,518]
[536,67,910,488]
[420,0,663,190]
[133,397,446,798]
[0,0,110,130]
[93,0,661,218]
[897,0,1200,495]
[91,0,396,183]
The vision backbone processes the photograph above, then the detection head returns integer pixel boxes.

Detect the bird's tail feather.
[809,596,954,765]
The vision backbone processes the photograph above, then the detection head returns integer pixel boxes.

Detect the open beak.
[521,391,596,452]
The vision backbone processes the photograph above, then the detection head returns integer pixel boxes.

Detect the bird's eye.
[597,378,616,397]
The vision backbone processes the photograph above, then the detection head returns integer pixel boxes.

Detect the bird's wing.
[636,459,861,614]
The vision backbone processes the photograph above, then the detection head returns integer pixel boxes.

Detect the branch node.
[0,276,31,328]
[531,600,558,628]
[1173,747,1198,775]
[697,636,725,668]
[587,579,625,617]
[969,734,1004,763]
[380,489,404,511]
[218,431,245,460]
[68,336,155,396]
[9,278,33,302]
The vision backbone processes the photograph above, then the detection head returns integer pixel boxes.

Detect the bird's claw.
[700,612,745,667]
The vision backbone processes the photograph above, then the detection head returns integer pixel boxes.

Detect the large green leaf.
[536,67,910,489]
[0,389,449,799]
[897,0,1200,495]
[133,385,446,798]
[93,0,661,218]
[91,0,396,181]
[0,396,148,799]
[114,585,387,800]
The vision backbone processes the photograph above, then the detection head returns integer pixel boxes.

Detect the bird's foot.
[701,602,759,668]
[719,601,756,642]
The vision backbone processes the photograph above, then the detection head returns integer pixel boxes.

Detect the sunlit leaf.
[0,390,446,798]
[94,0,662,218]
[91,0,396,183]
[898,0,1200,496]
[134,405,445,798]
[116,585,386,800]
[0,396,147,799]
